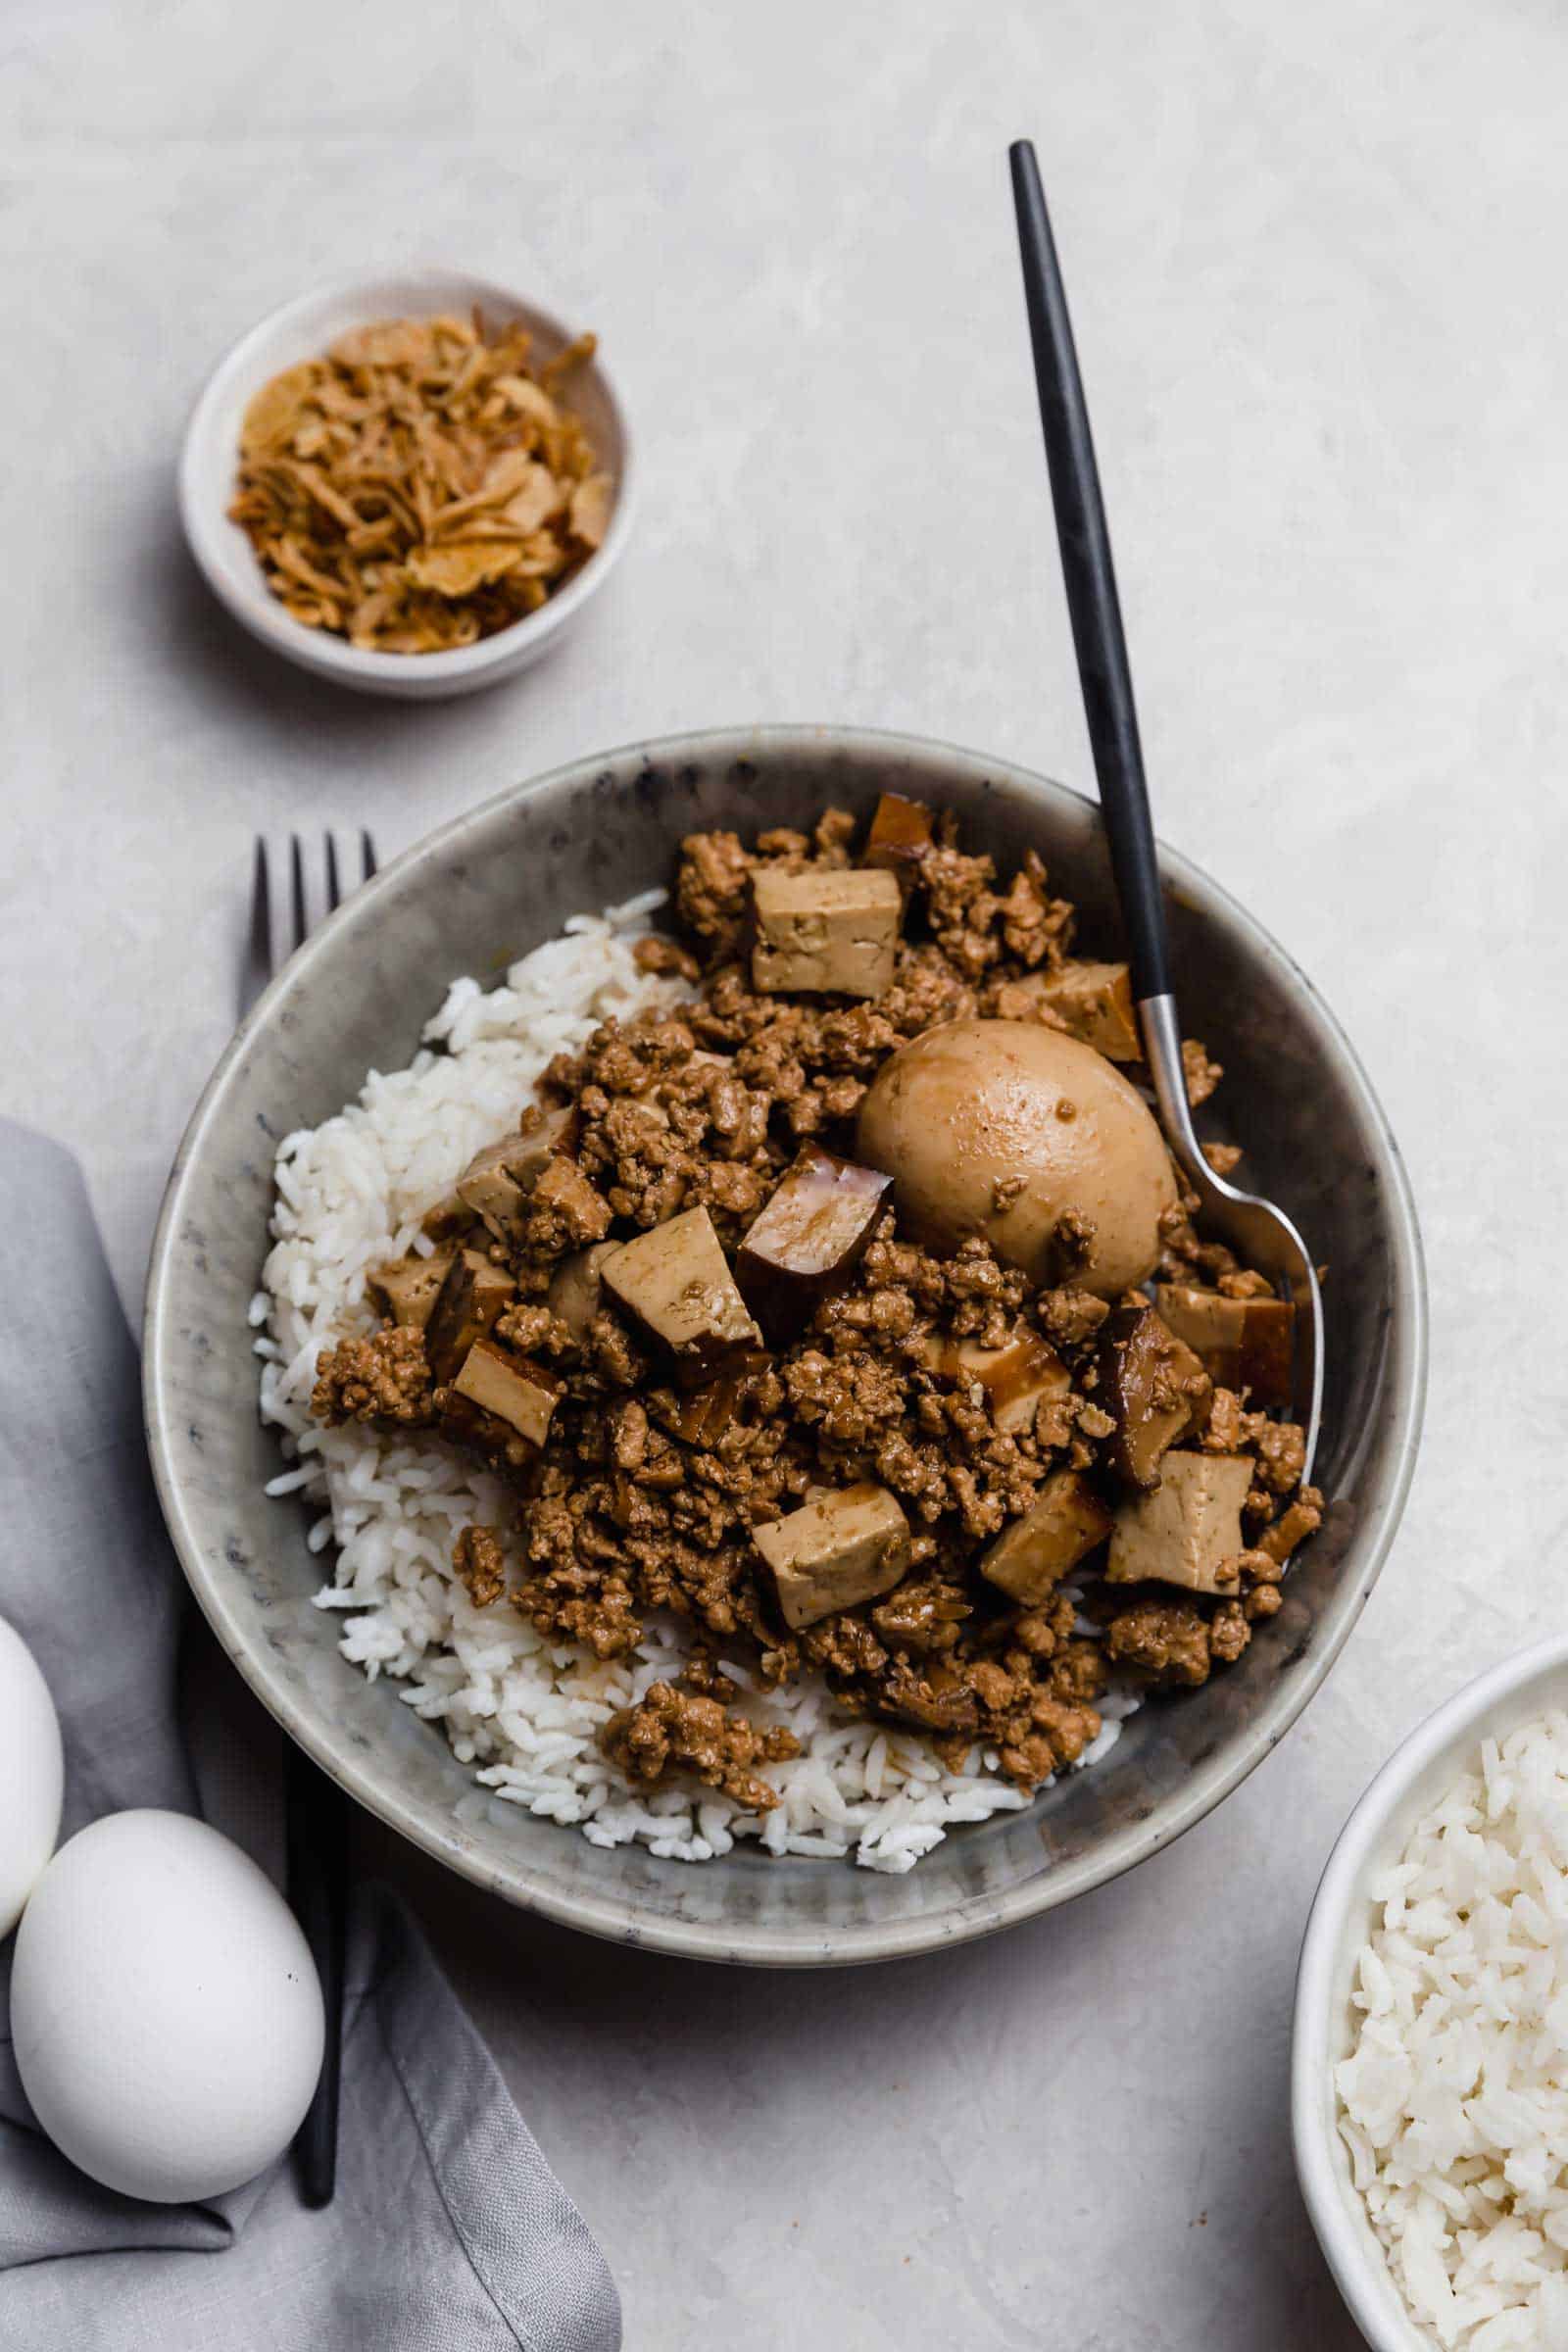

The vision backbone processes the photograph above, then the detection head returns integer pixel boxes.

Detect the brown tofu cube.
[861,791,936,894]
[980,1471,1114,1604]
[753,1483,911,1630]
[750,866,902,998]
[452,1342,561,1447]
[420,1198,478,1245]
[736,1146,892,1338]
[513,1100,580,1173]
[546,1242,620,1341]
[917,1327,1071,1436]
[424,1247,517,1384]
[1095,1305,1212,1489]
[1106,1452,1254,1594]
[437,1390,523,1465]
[601,1206,760,1362]
[454,1139,530,1241]
[1155,1283,1296,1410]
[367,1246,455,1332]
[1013,960,1142,1061]
[664,1350,773,1446]
[454,1103,578,1243]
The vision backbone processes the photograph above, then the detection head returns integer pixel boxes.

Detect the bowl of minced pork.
[1295,1634,1568,2349]
[144,726,1425,1965]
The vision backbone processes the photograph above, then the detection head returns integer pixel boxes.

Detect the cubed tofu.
[750,866,902,998]
[424,1247,517,1384]
[1105,1452,1254,1594]
[880,1661,978,1736]
[1011,960,1141,1061]
[917,1327,1071,1436]
[600,1206,760,1361]
[753,1483,911,1630]
[1155,1282,1295,1409]
[1095,1305,1212,1488]
[437,1389,520,1463]
[452,1341,562,1447]
[420,1198,479,1245]
[367,1246,455,1332]
[513,1100,580,1176]
[546,1242,621,1341]
[980,1471,1114,1604]
[454,1104,579,1243]
[454,1139,530,1241]
[736,1146,892,1338]
[861,791,936,894]
[664,1349,773,1446]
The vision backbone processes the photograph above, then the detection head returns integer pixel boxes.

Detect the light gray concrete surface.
[6,3,1565,2342]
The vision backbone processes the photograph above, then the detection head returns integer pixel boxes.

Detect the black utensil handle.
[285,1740,347,2207]
[1008,139,1171,1004]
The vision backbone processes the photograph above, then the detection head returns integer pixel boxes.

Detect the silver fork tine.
[249,838,272,971]
[326,827,378,911]
[289,833,310,956]
[241,840,273,1019]
[243,830,375,1023]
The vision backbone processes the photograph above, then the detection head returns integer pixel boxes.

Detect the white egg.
[11,1810,324,2203]
[0,1615,64,1937]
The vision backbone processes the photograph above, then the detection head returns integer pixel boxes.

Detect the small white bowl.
[178,267,634,700]
[1293,1632,1568,2350]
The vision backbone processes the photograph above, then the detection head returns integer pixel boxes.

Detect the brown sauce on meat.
[311,801,1320,1811]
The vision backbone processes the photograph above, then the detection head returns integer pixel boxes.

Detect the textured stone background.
[7,3,1564,2341]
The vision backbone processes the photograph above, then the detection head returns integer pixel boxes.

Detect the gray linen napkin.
[0,1118,621,2352]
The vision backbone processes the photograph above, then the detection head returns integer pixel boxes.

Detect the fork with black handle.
[242,828,376,2208]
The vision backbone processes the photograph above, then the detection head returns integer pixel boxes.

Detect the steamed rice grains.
[257,897,1132,1874]
[1337,1711,1568,2349]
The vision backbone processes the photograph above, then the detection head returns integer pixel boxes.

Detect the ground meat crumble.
[602,1668,802,1813]
[454,1524,507,1609]
[313,1326,431,1425]
[310,799,1321,1820]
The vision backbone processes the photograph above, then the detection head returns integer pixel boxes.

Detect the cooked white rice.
[1337,1712,1568,2347]
[256,890,1136,1874]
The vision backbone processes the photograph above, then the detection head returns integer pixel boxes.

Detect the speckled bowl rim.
[144,724,1428,1965]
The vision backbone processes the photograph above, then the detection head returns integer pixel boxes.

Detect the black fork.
[244,828,376,2208]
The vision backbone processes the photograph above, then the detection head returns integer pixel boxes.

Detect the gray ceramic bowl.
[144,726,1427,1965]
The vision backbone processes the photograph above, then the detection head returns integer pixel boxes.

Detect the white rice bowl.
[257,891,1137,1875]
[1337,1712,1568,2347]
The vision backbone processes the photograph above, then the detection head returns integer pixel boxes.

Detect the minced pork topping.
[312,799,1320,1814]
